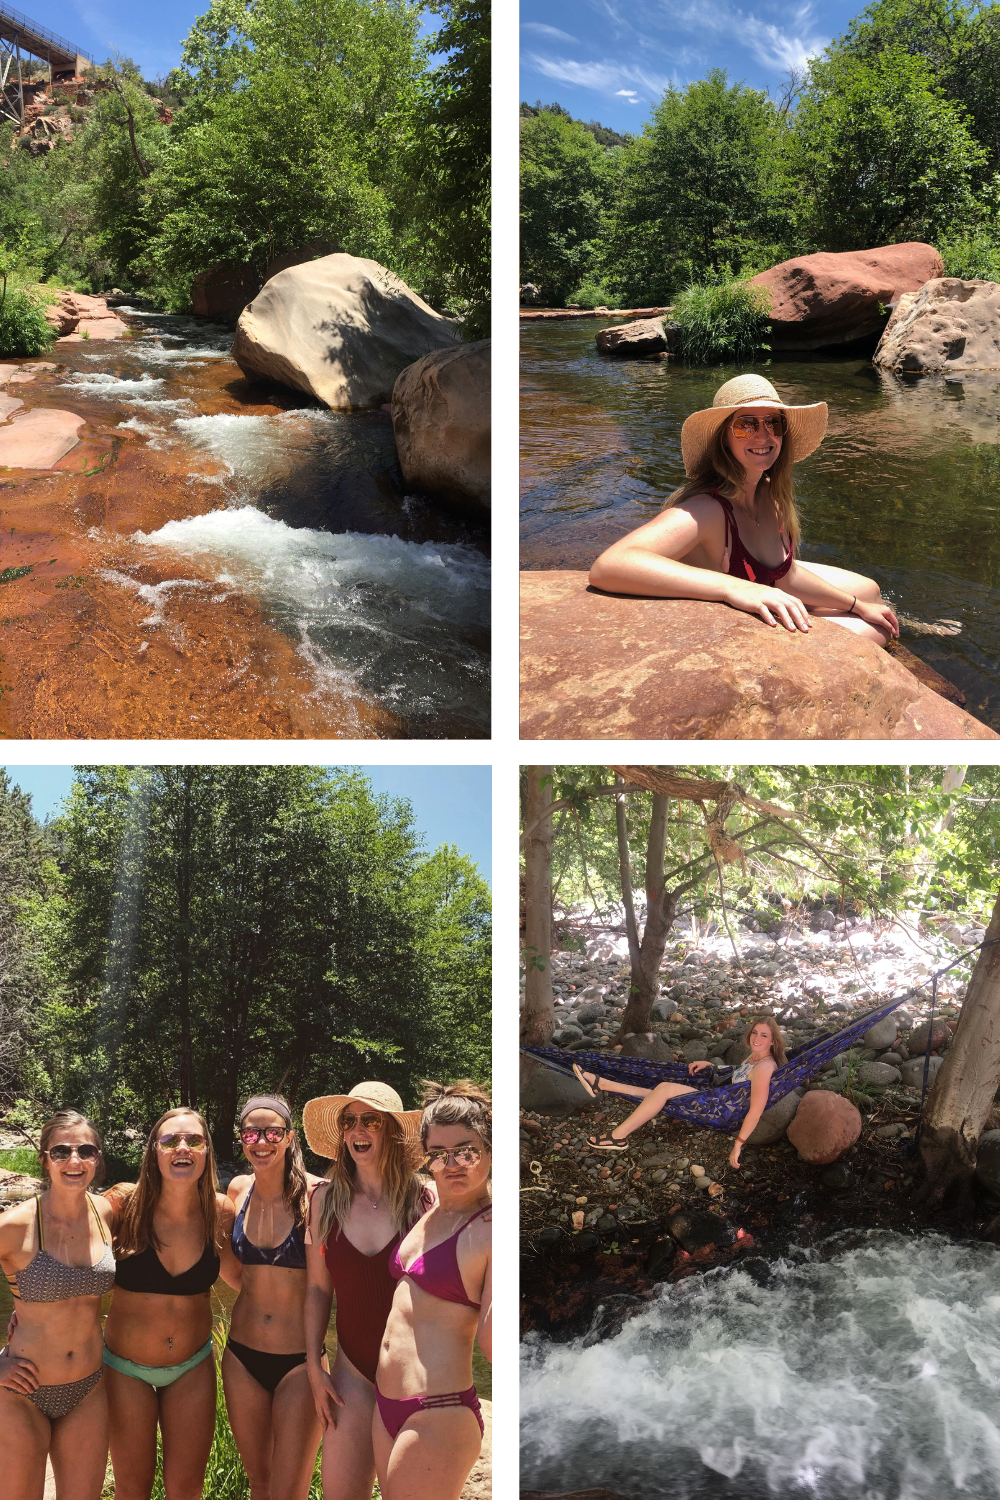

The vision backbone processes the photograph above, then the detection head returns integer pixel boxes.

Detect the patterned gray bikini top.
[8,1195,116,1302]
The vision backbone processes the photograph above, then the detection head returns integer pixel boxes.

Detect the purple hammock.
[521,993,908,1133]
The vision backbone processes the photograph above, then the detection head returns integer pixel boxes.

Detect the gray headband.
[240,1094,292,1127]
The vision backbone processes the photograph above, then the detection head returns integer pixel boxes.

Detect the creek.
[520,321,1000,729]
[1,308,489,739]
[520,1229,1000,1500]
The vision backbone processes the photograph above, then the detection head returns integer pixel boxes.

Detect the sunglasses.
[341,1112,384,1132]
[424,1146,483,1171]
[157,1133,207,1151]
[240,1126,288,1145]
[46,1143,101,1163]
[730,412,786,439]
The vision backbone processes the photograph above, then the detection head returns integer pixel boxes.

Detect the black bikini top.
[114,1236,220,1296]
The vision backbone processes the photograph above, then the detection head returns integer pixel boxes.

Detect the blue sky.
[521,0,865,135]
[2,765,492,881]
[20,2,438,82]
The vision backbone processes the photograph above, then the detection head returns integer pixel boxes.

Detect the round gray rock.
[621,1032,674,1063]
[520,1064,594,1116]
[864,1016,899,1050]
[575,1001,607,1024]
[858,1061,902,1087]
[900,1054,943,1089]
[746,1088,804,1146]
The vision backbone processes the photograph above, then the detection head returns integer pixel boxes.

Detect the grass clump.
[0,1146,41,1175]
[671,270,771,364]
[937,232,1000,283]
[565,278,613,309]
[0,284,56,358]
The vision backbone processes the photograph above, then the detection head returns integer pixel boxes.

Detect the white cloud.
[742,17,827,71]
[522,22,579,43]
[525,52,672,97]
[616,89,638,97]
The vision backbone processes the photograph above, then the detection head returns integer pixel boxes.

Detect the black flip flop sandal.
[572,1063,598,1098]
[589,1134,628,1152]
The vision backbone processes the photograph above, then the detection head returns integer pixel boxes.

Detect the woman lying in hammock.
[573,1016,787,1170]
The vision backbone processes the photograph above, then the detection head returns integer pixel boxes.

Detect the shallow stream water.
[520,322,1000,729]
[2,309,489,738]
[521,1230,1000,1499]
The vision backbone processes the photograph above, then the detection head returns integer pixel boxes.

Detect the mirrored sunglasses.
[46,1143,101,1163]
[157,1132,207,1151]
[730,412,786,439]
[240,1126,288,1145]
[341,1111,384,1131]
[424,1145,482,1171]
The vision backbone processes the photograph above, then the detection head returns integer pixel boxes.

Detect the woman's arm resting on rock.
[783,561,899,637]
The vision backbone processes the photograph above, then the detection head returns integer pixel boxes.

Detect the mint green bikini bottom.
[103,1339,213,1389]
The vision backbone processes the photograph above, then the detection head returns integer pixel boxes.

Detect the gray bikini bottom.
[27,1366,103,1420]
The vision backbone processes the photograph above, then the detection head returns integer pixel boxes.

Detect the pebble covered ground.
[520,905,996,1338]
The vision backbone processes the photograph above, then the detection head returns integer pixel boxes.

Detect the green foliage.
[937,228,1000,279]
[0,1147,40,1175]
[0,286,54,357]
[670,271,772,364]
[791,48,987,250]
[565,278,613,309]
[520,108,615,306]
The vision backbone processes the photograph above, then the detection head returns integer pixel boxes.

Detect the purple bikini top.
[389,1204,490,1309]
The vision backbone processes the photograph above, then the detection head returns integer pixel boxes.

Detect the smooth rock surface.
[595,316,667,356]
[391,340,490,515]
[191,263,261,320]
[45,289,128,340]
[858,1061,902,1086]
[907,1018,950,1054]
[900,1054,943,1089]
[864,1015,900,1050]
[520,1062,594,1116]
[519,573,998,740]
[874,278,1000,372]
[0,408,85,468]
[232,253,461,409]
[0,394,24,420]
[0,364,21,383]
[746,1087,803,1146]
[787,1090,862,1164]
[620,1032,673,1062]
[750,243,943,350]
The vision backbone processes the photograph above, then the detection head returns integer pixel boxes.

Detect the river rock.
[821,1162,855,1192]
[0,394,24,420]
[667,1209,737,1252]
[749,243,944,350]
[595,316,667,357]
[975,1134,1000,1197]
[459,1396,491,1500]
[682,1038,711,1063]
[620,1032,673,1063]
[864,1016,899,1050]
[724,1041,751,1066]
[907,1018,950,1054]
[858,1061,902,1086]
[900,1055,943,1088]
[232,253,461,410]
[574,1001,607,1025]
[745,1087,803,1146]
[519,574,997,740]
[0,364,21,383]
[787,1091,862,1164]
[520,1063,594,1116]
[874,278,1000,372]
[45,290,128,340]
[0,407,85,468]
[391,340,490,516]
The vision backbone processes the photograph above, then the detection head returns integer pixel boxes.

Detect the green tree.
[791,47,987,250]
[519,108,614,305]
[597,71,796,306]
[0,772,49,1097]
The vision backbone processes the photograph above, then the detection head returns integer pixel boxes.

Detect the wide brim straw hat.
[680,374,828,477]
[302,1081,422,1160]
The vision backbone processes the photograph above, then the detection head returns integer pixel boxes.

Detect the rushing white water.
[520,1232,1000,1499]
[132,507,490,734]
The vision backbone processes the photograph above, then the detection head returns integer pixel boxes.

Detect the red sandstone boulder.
[391,340,490,516]
[749,243,944,350]
[907,1017,951,1054]
[595,316,667,357]
[0,408,85,468]
[519,572,998,740]
[191,265,261,321]
[874,278,1000,372]
[45,290,128,341]
[786,1091,862,1164]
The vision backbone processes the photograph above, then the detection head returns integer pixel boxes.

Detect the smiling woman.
[589,373,900,642]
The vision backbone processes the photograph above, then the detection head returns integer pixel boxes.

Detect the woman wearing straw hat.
[302,1082,433,1500]
[374,1081,492,1500]
[590,373,899,641]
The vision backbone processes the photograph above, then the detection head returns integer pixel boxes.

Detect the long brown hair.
[115,1107,219,1257]
[240,1094,309,1228]
[39,1109,105,1188]
[314,1111,425,1249]
[667,411,801,552]
[420,1079,492,1153]
[743,1015,788,1067]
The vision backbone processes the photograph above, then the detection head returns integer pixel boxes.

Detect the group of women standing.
[0,1077,492,1500]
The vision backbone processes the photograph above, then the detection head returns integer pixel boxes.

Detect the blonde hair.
[314,1111,425,1250]
[743,1015,787,1067]
[420,1079,492,1153]
[667,412,800,553]
[115,1107,219,1257]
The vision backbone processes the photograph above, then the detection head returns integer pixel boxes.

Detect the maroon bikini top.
[710,488,792,586]
[389,1204,490,1309]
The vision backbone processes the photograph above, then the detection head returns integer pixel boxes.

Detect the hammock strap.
[909,936,999,1155]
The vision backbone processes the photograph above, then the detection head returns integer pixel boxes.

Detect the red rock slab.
[0,364,21,383]
[21,362,58,371]
[8,372,36,383]
[0,408,85,469]
[58,314,129,342]
[0,394,24,420]
[519,571,999,740]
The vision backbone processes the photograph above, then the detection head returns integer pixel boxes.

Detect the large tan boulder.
[874,278,1000,372]
[786,1091,862,1164]
[595,316,667,356]
[749,243,943,350]
[391,340,490,516]
[232,253,461,410]
[519,572,998,740]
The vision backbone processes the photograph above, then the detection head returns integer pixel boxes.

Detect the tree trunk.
[616,791,678,1039]
[520,766,555,1086]
[176,771,195,1109]
[917,891,1000,1208]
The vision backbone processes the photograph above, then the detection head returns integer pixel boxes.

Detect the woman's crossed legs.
[576,1071,697,1146]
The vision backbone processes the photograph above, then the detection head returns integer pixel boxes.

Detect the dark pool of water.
[521,322,1000,728]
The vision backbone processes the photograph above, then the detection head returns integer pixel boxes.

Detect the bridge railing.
[0,3,92,65]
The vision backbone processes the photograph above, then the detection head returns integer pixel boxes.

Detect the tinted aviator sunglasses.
[341,1111,384,1131]
[729,411,787,439]
[157,1132,207,1151]
[46,1143,101,1162]
[240,1126,288,1145]
[424,1145,483,1171]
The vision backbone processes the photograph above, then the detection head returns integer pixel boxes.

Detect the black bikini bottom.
[226,1337,307,1394]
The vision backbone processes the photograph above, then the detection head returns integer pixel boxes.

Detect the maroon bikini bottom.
[375,1382,484,1440]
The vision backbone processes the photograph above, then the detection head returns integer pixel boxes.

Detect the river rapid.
[521,1230,1000,1500]
[520,321,1000,730]
[0,308,489,739]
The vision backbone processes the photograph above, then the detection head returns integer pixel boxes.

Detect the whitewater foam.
[521,1232,1000,1499]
